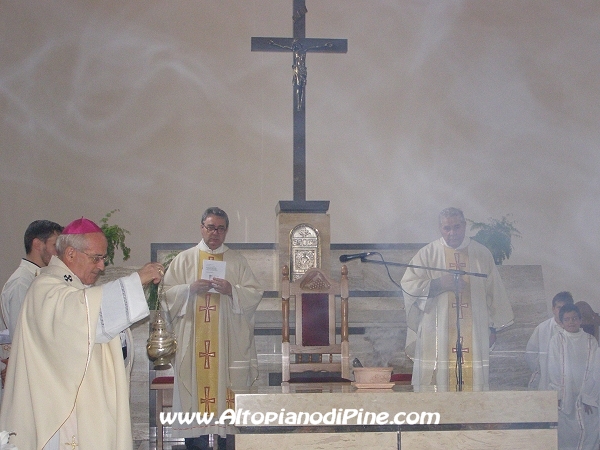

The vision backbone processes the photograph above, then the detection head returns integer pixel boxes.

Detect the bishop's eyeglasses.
[77,250,109,264]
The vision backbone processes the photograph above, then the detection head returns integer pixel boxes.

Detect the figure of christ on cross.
[267,38,334,111]
[251,0,347,203]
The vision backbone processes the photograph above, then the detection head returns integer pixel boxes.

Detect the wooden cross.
[251,0,347,202]
[199,294,216,322]
[199,339,216,369]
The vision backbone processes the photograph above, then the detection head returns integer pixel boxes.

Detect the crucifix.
[251,0,347,203]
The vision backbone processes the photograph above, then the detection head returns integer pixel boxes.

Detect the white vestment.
[0,256,149,450]
[525,317,564,390]
[401,237,514,391]
[548,329,599,450]
[1,259,40,339]
[164,241,263,438]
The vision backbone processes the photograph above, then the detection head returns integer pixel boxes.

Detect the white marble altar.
[232,384,557,450]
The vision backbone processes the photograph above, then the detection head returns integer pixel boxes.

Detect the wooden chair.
[150,376,174,450]
[281,265,350,383]
[390,373,412,385]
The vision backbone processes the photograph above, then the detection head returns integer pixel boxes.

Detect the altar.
[232,384,557,450]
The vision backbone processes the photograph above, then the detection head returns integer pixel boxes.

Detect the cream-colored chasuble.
[444,247,474,391]
[195,251,222,414]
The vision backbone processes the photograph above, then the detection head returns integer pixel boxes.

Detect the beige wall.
[2,1,599,311]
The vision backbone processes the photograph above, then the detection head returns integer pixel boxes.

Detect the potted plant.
[99,209,131,266]
[469,215,521,265]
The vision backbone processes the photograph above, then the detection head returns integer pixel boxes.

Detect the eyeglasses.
[202,224,227,234]
[77,250,109,264]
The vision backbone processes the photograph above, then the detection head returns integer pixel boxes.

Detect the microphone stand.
[452,272,463,391]
[358,256,487,391]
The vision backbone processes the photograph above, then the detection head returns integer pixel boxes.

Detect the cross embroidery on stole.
[65,435,78,449]
[452,298,469,319]
[445,248,474,391]
[226,388,235,410]
[199,339,216,369]
[199,295,217,322]
[200,386,216,414]
[452,336,470,364]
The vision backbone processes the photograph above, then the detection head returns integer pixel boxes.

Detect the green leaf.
[468,215,521,265]
[99,209,131,266]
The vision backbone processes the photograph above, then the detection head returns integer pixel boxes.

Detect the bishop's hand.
[137,263,165,285]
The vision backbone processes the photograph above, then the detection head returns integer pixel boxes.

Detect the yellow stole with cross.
[444,246,474,391]
[195,250,222,414]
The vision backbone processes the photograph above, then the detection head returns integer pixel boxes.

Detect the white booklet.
[201,260,227,293]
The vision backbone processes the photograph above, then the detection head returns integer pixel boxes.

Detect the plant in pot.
[468,215,521,265]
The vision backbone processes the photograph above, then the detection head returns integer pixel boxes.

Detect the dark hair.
[24,220,63,254]
[438,207,466,225]
[559,303,581,323]
[201,207,229,229]
[552,291,574,308]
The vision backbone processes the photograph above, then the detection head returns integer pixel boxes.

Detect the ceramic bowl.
[353,367,393,384]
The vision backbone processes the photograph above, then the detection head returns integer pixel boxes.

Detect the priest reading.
[0,217,165,450]
[163,207,263,450]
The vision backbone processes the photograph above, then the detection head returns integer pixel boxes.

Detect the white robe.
[401,237,514,391]
[164,241,263,438]
[0,256,149,450]
[1,259,40,339]
[526,317,564,390]
[548,329,599,450]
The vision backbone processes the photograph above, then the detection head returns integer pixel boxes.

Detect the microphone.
[339,252,375,262]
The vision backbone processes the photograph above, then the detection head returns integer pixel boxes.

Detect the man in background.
[1,220,63,390]
[525,291,574,390]
[548,303,599,450]
[1,219,63,339]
